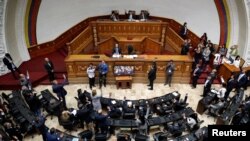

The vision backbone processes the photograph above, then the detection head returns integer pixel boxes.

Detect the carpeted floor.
[0,49,67,90]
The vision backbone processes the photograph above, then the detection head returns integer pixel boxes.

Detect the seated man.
[125,10,135,21]
[107,104,122,119]
[127,45,134,55]
[140,10,149,21]
[183,113,198,131]
[165,121,184,137]
[208,99,226,116]
[112,43,121,56]
[110,11,119,21]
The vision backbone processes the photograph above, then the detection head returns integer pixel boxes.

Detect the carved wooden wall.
[165,26,184,54]
[65,55,192,84]
[67,26,93,55]
[91,21,166,42]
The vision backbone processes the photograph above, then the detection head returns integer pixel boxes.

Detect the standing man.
[147,63,156,90]
[165,60,175,87]
[3,53,21,79]
[180,22,188,39]
[52,74,68,109]
[44,57,55,82]
[203,76,212,97]
[224,75,235,100]
[98,61,108,88]
[236,69,247,91]
[87,63,96,90]
[192,64,201,89]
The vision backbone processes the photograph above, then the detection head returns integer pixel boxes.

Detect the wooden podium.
[115,76,132,89]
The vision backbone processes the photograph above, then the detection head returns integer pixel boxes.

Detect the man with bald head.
[44,57,55,81]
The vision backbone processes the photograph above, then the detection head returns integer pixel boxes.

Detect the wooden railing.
[67,26,93,55]
[97,37,117,55]
[165,26,184,54]
[144,38,162,54]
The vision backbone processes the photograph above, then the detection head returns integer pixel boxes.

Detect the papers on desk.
[112,54,121,58]
[123,55,138,59]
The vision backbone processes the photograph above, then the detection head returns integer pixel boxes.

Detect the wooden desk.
[115,76,132,89]
[65,54,193,84]
[218,63,240,81]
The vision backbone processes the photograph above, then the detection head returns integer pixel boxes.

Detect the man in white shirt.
[183,113,197,130]
[233,55,241,68]
[217,83,227,99]
[87,63,96,89]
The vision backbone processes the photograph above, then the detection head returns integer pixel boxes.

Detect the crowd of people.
[1,18,250,141]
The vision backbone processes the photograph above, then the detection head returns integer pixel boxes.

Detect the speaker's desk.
[115,76,132,89]
[65,54,193,84]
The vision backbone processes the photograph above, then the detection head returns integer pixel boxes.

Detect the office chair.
[95,133,107,141]
[123,112,135,119]
[134,133,149,141]
[117,133,131,141]
[79,130,93,140]
[153,132,168,141]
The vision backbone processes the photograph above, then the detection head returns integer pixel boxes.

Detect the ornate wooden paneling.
[144,38,162,54]
[92,21,165,42]
[67,26,93,55]
[165,26,184,54]
[65,55,192,83]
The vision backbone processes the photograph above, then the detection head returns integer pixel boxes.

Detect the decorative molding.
[0,0,7,75]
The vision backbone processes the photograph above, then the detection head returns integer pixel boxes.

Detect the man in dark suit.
[44,57,55,81]
[95,110,109,134]
[180,22,188,39]
[52,74,68,109]
[3,53,20,79]
[147,63,156,90]
[236,70,248,91]
[203,76,212,97]
[112,43,122,55]
[224,74,235,100]
[46,128,60,141]
[192,64,201,88]
[165,60,175,87]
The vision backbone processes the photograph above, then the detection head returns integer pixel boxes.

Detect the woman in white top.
[233,55,241,68]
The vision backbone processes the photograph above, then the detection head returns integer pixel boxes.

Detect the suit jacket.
[193,68,201,77]
[227,78,235,90]
[44,61,54,73]
[203,80,212,95]
[46,132,59,141]
[238,73,248,86]
[166,63,175,75]
[52,79,68,98]
[148,68,156,81]
[3,56,14,70]
[112,47,122,55]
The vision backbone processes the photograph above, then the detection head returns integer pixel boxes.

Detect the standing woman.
[87,63,96,90]
[91,89,102,111]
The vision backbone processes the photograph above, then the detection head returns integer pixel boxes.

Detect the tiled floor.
[2,83,250,141]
